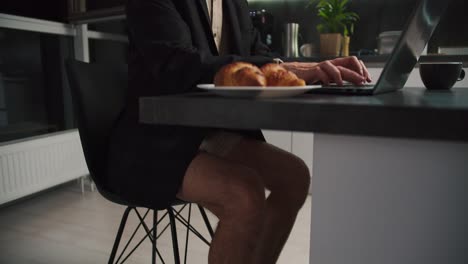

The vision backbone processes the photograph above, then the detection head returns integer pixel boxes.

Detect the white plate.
[197,84,321,99]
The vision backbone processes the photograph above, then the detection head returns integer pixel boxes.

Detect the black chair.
[66,60,214,264]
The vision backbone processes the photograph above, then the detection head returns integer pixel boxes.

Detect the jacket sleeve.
[126,0,274,94]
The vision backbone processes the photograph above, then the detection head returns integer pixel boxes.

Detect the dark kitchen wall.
[248,0,468,56]
[90,22,128,65]
[86,0,127,11]
[0,0,126,21]
[0,0,68,22]
[429,0,468,53]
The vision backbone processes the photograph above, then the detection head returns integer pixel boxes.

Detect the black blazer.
[107,0,275,209]
[126,0,277,99]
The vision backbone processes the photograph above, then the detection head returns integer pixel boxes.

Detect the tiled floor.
[0,182,311,263]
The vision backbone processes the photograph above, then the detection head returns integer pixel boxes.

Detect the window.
[0,17,128,143]
[0,28,74,142]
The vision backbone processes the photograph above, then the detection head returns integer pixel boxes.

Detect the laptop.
[310,0,451,95]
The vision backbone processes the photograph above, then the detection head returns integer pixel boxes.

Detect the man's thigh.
[224,138,310,193]
[177,152,264,217]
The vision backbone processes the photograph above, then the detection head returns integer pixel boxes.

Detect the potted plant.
[308,0,359,57]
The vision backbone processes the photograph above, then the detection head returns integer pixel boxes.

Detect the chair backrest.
[66,60,127,192]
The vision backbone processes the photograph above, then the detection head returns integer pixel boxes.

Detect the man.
[108,0,371,263]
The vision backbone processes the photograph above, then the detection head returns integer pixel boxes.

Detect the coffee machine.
[249,9,275,50]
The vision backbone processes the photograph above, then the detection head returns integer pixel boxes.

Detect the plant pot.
[341,36,350,57]
[320,33,342,57]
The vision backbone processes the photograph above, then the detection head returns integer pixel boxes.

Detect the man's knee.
[275,154,310,209]
[290,156,310,207]
[293,156,311,193]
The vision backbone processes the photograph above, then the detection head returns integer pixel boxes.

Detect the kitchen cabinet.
[292,132,314,174]
[292,132,314,193]
[262,129,292,152]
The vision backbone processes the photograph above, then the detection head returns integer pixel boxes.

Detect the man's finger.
[337,66,366,85]
[321,61,343,86]
[333,56,363,76]
[309,67,331,85]
[360,60,372,82]
[316,69,331,86]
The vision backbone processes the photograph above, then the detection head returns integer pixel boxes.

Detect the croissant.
[261,64,306,87]
[214,62,267,86]
[214,62,306,87]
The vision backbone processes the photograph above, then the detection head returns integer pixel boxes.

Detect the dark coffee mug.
[419,62,465,90]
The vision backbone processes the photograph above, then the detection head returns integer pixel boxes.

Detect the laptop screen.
[374,0,451,94]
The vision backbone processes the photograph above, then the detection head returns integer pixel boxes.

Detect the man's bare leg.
[177,152,266,264]
[225,139,310,264]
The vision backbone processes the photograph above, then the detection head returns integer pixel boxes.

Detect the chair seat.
[66,60,212,263]
[98,185,188,209]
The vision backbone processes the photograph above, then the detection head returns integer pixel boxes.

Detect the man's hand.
[283,56,372,86]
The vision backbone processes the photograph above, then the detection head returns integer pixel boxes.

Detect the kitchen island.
[141,87,468,264]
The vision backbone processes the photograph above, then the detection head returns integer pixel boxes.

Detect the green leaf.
[318,9,329,19]
[311,0,360,36]
[340,0,349,9]
[317,24,326,33]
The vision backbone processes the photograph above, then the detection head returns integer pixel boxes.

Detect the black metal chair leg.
[109,206,134,264]
[108,205,211,264]
[152,210,157,264]
[168,208,181,264]
[198,205,215,238]
[183,204,192,264]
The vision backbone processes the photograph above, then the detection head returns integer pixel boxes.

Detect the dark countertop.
[299,55,468,68]
[140,87,468,142]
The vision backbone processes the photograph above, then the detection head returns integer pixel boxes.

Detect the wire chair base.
[108,203,214,264]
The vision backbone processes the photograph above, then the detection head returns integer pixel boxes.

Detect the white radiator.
[0,129,89,205]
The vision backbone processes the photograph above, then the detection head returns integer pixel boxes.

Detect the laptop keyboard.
[321,83,375,89]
